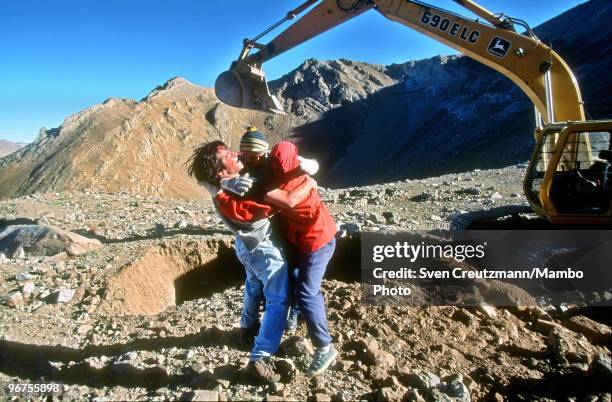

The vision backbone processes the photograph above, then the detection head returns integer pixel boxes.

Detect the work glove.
[220,173,254,197]
[298,156,319,176]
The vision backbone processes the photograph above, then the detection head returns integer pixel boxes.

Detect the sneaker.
[244,359,281,384]
[306,344,338,377]
[285,312,299,333]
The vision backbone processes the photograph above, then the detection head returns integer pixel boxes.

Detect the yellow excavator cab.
[526,121,612,224]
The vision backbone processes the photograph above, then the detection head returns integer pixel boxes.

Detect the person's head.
[187,140,244,186]
[240,126,269,167]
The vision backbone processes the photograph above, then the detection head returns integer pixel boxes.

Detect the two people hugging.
[187,127,337,383]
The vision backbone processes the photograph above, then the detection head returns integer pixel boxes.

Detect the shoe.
[244,359,281,384]
[285,313,299,333]
[306,344,338,377]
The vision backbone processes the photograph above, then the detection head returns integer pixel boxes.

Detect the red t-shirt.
[269,142,337,253]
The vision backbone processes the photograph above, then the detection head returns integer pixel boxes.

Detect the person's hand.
[220,173,253,197]
[298,156,319,176]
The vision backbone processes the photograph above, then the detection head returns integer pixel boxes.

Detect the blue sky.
[1,0,586,143]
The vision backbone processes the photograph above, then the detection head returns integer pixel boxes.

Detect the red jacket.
[269,142,337,253]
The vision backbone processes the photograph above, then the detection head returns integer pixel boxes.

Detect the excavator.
[214,0,612,225]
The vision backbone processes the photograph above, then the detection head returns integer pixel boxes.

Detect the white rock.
[430,215,443,222]
[3,291,24,307]
[478,304,498,319]
[15,272,35,281]
[55,288,76,303]
[21,282,36,297]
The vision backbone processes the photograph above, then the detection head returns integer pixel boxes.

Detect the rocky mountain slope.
[1,165,610,401]
[0,79,292,200]
[0,0,609,199]
[0,140,25,158]
[272,0,612,187]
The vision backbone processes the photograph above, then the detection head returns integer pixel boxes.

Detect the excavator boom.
[215,0,612,224]
[215,0,584,123]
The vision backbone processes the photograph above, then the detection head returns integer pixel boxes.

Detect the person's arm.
[215,191,275,222]
[199,179,273,221]
[275,157,320,182]
[264,176,316,209]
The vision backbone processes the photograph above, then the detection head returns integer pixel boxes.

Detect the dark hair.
[187,140,226,185]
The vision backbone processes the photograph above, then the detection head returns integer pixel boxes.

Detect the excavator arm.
[215,0,612,224]
[215,0,585,123]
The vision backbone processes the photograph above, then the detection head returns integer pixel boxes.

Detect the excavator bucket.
[215,63,285,114]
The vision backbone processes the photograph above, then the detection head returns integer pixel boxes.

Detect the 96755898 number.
[3,382,63,396]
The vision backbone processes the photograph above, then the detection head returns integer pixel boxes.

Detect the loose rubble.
[0,164,610,401]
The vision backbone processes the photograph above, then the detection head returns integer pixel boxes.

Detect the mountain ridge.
[0,0,609,197]
[273,0,612,187]
[0,77,291,199]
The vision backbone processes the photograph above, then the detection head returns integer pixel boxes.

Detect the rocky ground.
[0,164,610,401]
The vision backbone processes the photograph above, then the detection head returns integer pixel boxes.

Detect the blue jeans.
[234,235,289,361]
[294,237,336,348]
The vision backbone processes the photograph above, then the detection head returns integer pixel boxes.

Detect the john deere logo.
[487,37,511,57]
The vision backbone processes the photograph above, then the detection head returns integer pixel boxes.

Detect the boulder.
[437,374,471,402]
[382,211,400,225]
[399,370,441,391]
[547,327,595,365]
[0,224,102,257]
[353,338,395,369]
[588,354,612,379]
[564,315,611,345]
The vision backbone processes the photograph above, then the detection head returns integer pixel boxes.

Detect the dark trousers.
[293,237,336,347]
